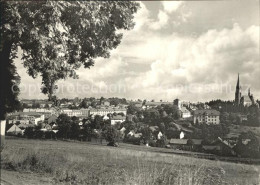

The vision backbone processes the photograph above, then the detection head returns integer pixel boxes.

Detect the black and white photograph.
[0,0,260,184]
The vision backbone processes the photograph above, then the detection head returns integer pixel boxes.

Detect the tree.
[79,98,88,108]
[93,115,104,129]
[24,127,35,139]
[143,109,160,125]
[102,125,119,145]
[140,127,152,144]
[70,116,80,139]
[56,114,72,139]
[127,104,141,115]
[32,102,40,109]
[0,1,140,145]
[156,135,167,148]
[100,96,105,105]
[158,122,166,134]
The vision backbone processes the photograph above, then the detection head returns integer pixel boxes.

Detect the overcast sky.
[15,0,259,102]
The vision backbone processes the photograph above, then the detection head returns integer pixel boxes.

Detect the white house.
[60,109,89,117]
[193,109,220,125]
[8,112,45,125]
[90,108,127,117]
[110,115,126,125]
[158,131,163,139]
[6,124,23,135]
[180,107,191,118]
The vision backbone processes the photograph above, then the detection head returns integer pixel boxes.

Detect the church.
[234,74,257,107]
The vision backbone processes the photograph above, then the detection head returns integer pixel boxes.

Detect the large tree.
[0,1,139,147]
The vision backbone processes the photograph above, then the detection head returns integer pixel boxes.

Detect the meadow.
[1,138,260,185]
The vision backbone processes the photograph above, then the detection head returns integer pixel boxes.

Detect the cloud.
[124,24,260,101]
[77,56,128,80]
[150,10,169,30]
[162,1,184,13]
[15,1,259,102]
[131,2,171,31]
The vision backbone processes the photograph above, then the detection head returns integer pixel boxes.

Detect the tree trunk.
[0,120,6,150]
[0,38,15,150]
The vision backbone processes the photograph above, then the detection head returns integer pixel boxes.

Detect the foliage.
[56,114,72,139]
[156,135,167,148]
[234,131,260,158]
[70,116,80,139]
[0,1,139,117]
[127,103,141,115]
[140,126,152,144]
[102,125,119,145]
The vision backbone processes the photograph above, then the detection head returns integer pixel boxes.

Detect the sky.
[15,0,260,102]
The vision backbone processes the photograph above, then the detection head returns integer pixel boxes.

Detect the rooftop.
[194,109,220,116]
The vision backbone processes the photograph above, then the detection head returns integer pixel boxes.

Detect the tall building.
[173,99,182,109]
[234,74,257,107]
[235,73,242,105]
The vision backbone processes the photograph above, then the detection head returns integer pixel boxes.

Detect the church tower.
[235,73,241,105]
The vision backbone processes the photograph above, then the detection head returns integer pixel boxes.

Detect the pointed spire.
[236,73,240,88]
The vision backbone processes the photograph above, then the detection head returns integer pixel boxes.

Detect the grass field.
[1,138,260,185]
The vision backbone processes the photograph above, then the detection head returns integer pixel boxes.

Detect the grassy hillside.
[1,138,259,185]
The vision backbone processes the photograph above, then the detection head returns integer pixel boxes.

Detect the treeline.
[208,100,260,127]
[23,114,121,145]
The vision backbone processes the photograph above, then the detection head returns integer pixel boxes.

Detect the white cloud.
[15,1,259,102]
[150,10,169,30]
[132,2,150,31]
[77,56,128,80]
[162,1,184,13]
[125,24,260,101]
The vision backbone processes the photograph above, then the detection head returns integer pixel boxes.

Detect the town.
[5,74,260,159]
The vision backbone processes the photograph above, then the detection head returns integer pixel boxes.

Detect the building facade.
[193,109,220,124]
[89,108,127,117]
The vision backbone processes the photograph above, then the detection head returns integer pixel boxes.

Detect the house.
[17,123,34,129]
[201,137,235,156]
[193,109,220,124]
[187,139,202,149]
[202,145,221,152]
[8,112,45,125]
[179,131,185,139]
[157,131,163,139]
[169,139,188,149]
[180,107,191,118]
[127,130,135,137]
[110,115,126,125]
[149,126,159,132]
[60,109,89,117]
[8,119,30,125]
[6,124,23,135]
[133,133,142,138]
[120,127,126,133]
[215,137,236,156]
[89,108,127,117]
[48,115,57,124]
[103,115,110,120]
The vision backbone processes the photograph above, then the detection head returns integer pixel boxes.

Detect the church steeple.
[235,73,241,105]
[236,73,240,89]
